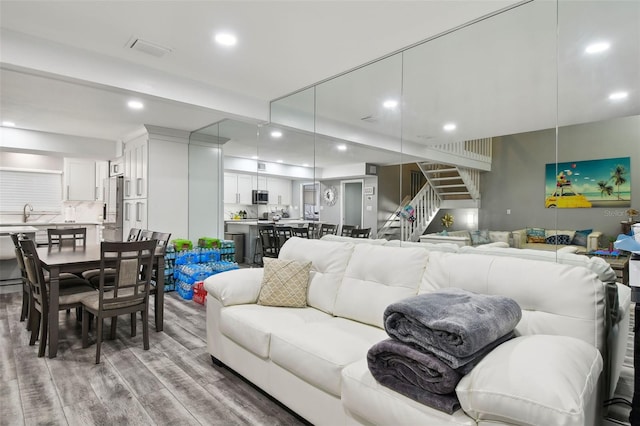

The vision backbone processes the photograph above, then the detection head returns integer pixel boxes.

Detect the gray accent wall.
[481,115,639,240]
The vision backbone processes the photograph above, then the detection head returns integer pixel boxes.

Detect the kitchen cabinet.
[224,173,253,204]
[95,160,109,202]
[267,177,292,206]
[123,199,147,233]
[123,136,148,200]
[64,158,96,201]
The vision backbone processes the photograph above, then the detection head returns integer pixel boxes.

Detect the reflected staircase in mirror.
[377,138,490,241]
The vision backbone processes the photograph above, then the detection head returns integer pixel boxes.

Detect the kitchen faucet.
[23,203,33,223]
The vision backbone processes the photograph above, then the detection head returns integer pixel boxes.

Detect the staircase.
[418,163,481,205]
[377,138,491,241]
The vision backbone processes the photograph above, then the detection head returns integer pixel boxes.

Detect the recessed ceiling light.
[383,99,398,109]
[2,121,16,127]
[276,159,283,163]
[215,32,237,47]
[609,91,629,101]
[302,163,309,167]
[585,42,610,54]
[270,130,282,138]
[443,123,456,131]
[337,144,347,151]
[251,155,259,160]
[127,100,144,110]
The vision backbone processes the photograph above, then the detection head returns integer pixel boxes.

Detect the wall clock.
[323,186,337,206]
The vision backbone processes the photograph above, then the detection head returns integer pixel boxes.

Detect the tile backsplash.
[0,201,104,224]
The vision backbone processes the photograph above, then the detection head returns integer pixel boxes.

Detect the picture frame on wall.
[544,156,631,208]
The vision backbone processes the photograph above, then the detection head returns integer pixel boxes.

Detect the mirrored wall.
[192,0,638,251]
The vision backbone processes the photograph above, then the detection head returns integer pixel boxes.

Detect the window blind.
[0,169,63,213]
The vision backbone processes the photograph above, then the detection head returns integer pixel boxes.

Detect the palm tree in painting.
[610,165,627,200]
[597,180,614,198]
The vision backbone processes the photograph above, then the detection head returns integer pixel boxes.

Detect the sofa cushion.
[458,245,616,282]
[546,229,576,242]
[572,229,593,246]
[386,239,461,253]
[545,234,572,245]
[526,227,546,243]
[258,258,311,308]
[334,244,428,328]
[342,359,476,426]
[488,231,510,245]
[219,304,331,358]
[470,230,491,245]
[456,335,602,426]
[269,317,387,396]
[278,237,354,314]
[420,251,606,352]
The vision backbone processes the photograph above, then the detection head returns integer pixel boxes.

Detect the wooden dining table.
[36,244,165,358]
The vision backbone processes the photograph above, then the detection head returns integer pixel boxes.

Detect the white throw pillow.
[456,335,602,426]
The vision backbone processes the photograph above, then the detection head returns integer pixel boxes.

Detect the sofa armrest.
[511,229,527,248]
[204,268,263,306]
[456,335,602,426]
[587,231,602,252]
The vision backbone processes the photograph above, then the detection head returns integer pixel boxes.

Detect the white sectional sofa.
[419,229,512,247]
[204,237,630,426]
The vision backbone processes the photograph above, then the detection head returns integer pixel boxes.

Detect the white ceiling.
[0,1,519,141]
[0,1,638,169]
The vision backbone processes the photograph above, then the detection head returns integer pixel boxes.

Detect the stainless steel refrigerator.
[102,176,123,242]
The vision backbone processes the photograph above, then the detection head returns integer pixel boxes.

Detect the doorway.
[342,180,363,228]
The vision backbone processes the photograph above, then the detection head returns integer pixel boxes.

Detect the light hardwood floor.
[1,286,635,425]
[0,288,308,426]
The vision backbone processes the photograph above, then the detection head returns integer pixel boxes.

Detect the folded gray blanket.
[367,338,461,414]
[384,288,521,371]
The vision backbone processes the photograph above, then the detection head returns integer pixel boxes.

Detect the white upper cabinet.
[64,158,96,201]
[267,177,292,206]
[95,160,109,202]
[224,172,254,204]
[123,137,148,200]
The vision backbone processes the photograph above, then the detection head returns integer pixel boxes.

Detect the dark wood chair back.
[258,224,279,259]
[10,233,30,323]
[127,228,141,242]
[350,228,371,239]
[307,222,321,239]
[319,223,338,237]
[292,227,310,239]
[340,225,356,237]
[47,227,86,248]
[137,230,155,241]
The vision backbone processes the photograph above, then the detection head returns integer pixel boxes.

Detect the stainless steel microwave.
[252,190,269,204]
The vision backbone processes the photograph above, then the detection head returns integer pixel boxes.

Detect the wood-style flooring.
[0,288,308,426]
[0,285,635,426]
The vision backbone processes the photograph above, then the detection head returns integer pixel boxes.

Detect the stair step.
[440,191,471,196]
[434,184,466,189]
[424,167,457,174]
[429,176,461,181]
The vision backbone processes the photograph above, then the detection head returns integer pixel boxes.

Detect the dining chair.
[350,228,371,239]
[147,232,172,318]
[340,225,357,237]
[292,226,310,239]
[257,224,279,265]
[47,227,87,248]
[81,239,157,364]
[276,226,293,245]
[307,222,321,239]
[10,233,30,324]
[137,230,155,241]
[127,228,141,242]
[20,237,96,357]
[318,223,338,237]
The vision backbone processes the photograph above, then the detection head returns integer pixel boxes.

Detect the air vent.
[257,162,266,171]
[128,38,172,58]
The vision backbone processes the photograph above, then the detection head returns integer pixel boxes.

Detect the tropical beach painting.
[545,157,631,208]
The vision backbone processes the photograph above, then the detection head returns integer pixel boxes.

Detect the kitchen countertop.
[226,219,320,226]
[0,221,102,226]
[0,225,39,234]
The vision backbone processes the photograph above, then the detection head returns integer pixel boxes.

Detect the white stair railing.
[377,195,410,239]
[401,184,441,242]
[456,167,481,200]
